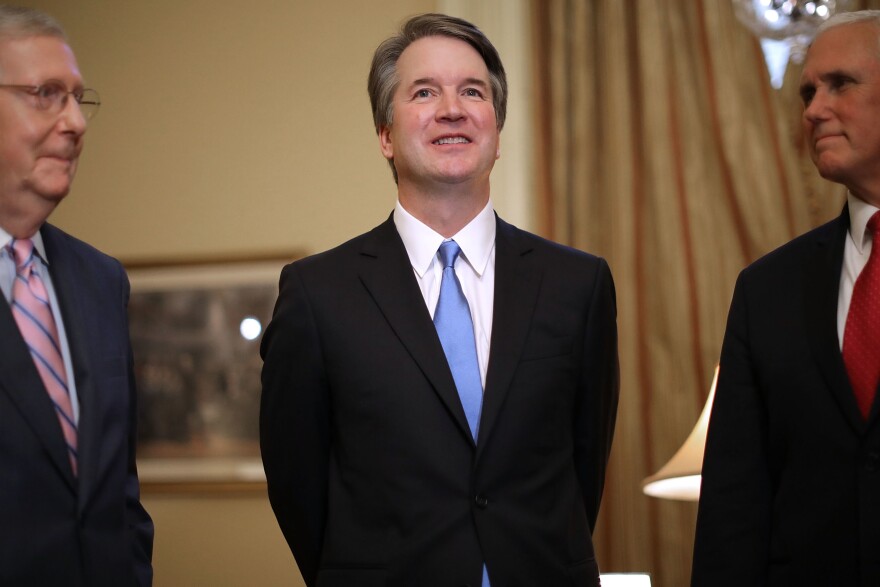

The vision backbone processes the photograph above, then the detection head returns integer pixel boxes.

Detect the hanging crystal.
[732,0,854,88]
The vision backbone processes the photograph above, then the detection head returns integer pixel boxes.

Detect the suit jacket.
[261,215,619,587]
[0,223,154,587]
[693,208,880,586]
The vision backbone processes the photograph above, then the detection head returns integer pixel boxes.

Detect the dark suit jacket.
[693,208,880,586]
[0,223,154,587]
[261,215,619,587]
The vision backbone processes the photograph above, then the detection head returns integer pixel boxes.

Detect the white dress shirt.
[393,200,496,387]
[837,192,880,350]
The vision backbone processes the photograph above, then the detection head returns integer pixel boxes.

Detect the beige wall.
[144,489,303,587]
[14,1,534,585]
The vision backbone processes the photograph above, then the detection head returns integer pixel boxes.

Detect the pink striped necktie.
[9,238,77,475]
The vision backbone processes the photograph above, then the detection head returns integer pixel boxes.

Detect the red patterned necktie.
[8,239,78,474]
[843,211,880,420]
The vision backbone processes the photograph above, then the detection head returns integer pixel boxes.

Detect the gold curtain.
[532,1,879,585]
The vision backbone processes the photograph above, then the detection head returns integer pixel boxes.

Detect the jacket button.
[474,494,488,509]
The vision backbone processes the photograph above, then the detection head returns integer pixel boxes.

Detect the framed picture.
[126,254,298,491]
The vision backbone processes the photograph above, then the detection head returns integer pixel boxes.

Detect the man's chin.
[33,183,72,204]
[813,155,849,184]
[29,173,74,200]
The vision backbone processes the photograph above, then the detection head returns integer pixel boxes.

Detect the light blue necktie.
[434,240,483,440]
[433,240,491,587]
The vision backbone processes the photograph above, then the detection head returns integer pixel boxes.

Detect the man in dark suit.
[0,6,153,586]
[261,13,619,587]
[693,10,880,587]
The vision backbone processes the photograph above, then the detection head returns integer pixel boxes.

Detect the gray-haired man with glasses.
[0,6,153,586]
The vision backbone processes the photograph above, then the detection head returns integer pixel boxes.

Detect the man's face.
[379,35,500,190]
[0,35,87,226]
[800,22,880,201]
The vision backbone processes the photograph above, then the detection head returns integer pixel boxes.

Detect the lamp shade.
[642,366,719,501]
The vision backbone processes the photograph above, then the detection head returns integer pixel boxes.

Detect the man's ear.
[379,125,394,160]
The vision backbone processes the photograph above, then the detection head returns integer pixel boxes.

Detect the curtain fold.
[532,1,876,584]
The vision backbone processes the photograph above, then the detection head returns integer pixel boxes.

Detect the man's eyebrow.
[408,77,490,87]
[822,68,854,79]
[462,77,489,87]
[799,68,856,95]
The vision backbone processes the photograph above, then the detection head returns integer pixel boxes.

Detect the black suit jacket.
[693,208,880,586]
[0,223,154,587]
[261,215,619,587]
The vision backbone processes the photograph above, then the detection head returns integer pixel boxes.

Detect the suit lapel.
[476,218,543,456]
[42,225,98,500]
[357,217,475,444]
[803,208,867,435]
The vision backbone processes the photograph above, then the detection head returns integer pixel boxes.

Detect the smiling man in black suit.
[261,13,619,587]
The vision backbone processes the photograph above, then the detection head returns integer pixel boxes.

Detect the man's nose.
[437,92,465,121]
[803,90,830,124]
[57,94,88,136]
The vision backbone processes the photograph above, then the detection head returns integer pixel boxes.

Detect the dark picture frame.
[126,254,297,490]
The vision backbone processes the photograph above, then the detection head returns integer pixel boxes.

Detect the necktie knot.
[438,240,461,269]
[9,238,36,275]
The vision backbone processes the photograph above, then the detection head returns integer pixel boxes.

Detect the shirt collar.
[0,225,49,265]
[847,192,880,255]
[393,199,496,278]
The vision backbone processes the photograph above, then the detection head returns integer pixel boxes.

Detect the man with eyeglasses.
[0,6,153,586]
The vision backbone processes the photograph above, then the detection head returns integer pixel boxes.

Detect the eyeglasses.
[0,80,101,120]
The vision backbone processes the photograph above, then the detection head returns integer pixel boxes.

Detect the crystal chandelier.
[732,0,854,88]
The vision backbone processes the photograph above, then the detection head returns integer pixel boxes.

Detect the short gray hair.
[816,9,880,37]
[0,5,66,42]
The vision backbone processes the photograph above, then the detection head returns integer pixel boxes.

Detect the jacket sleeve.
[121,268,155,587]
[692,273,772,586]
[260,263,331,587]
[573,257,619,531]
